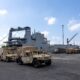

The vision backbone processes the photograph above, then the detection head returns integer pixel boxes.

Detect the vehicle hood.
[6,54,17,57]
[33,54,51,58]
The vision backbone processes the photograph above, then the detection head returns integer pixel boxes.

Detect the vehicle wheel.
[32,59,40,68]
[46,60,51,66]
[0,56,1,61]
[16,57,23,65]
[6,57,10,62]
[0,58,3,61]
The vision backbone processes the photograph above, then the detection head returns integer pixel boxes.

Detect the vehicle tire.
[32,59,40,68]
[0,56,1,61]
[6,57,10,62]
[45,59,51,66]
[0,58,3,61]
[16,57,23,65]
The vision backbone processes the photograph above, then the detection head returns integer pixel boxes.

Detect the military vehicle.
[1,46,18,62]
[66,48,80,54]
[16,46,51,67]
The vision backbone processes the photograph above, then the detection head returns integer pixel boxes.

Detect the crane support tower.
[7,27,31,46]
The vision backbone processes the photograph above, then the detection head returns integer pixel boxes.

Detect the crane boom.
[67,33,78,45]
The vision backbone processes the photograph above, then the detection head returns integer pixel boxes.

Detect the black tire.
[6,57,10,62]
[45,59,51,66]
[0,56,1,61]
[32,59,40,68]
[0,59,4,61]
[16,57,23,65]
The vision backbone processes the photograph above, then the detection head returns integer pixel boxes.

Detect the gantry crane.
[5,27,31,46]
[67,33,78,45]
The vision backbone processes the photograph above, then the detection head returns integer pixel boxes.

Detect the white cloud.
[0,9,8,16]
[41,31,49,38]
[68,19,80,31]
[44,17,56,25]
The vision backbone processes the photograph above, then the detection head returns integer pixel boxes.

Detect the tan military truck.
[16,46,51,67]
[1,46,18,62]
[66,48,79,54]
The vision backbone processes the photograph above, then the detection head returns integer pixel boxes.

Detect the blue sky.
[0,0,80,46]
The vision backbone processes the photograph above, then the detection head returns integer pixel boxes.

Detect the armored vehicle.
[16,46,51,67]
[1,46,18,62]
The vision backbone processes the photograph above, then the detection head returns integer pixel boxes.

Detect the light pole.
[62,25,64,45]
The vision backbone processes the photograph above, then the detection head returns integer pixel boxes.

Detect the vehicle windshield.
[33,51,43,54]
[38,51,43,54]
[33,51,38,54]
